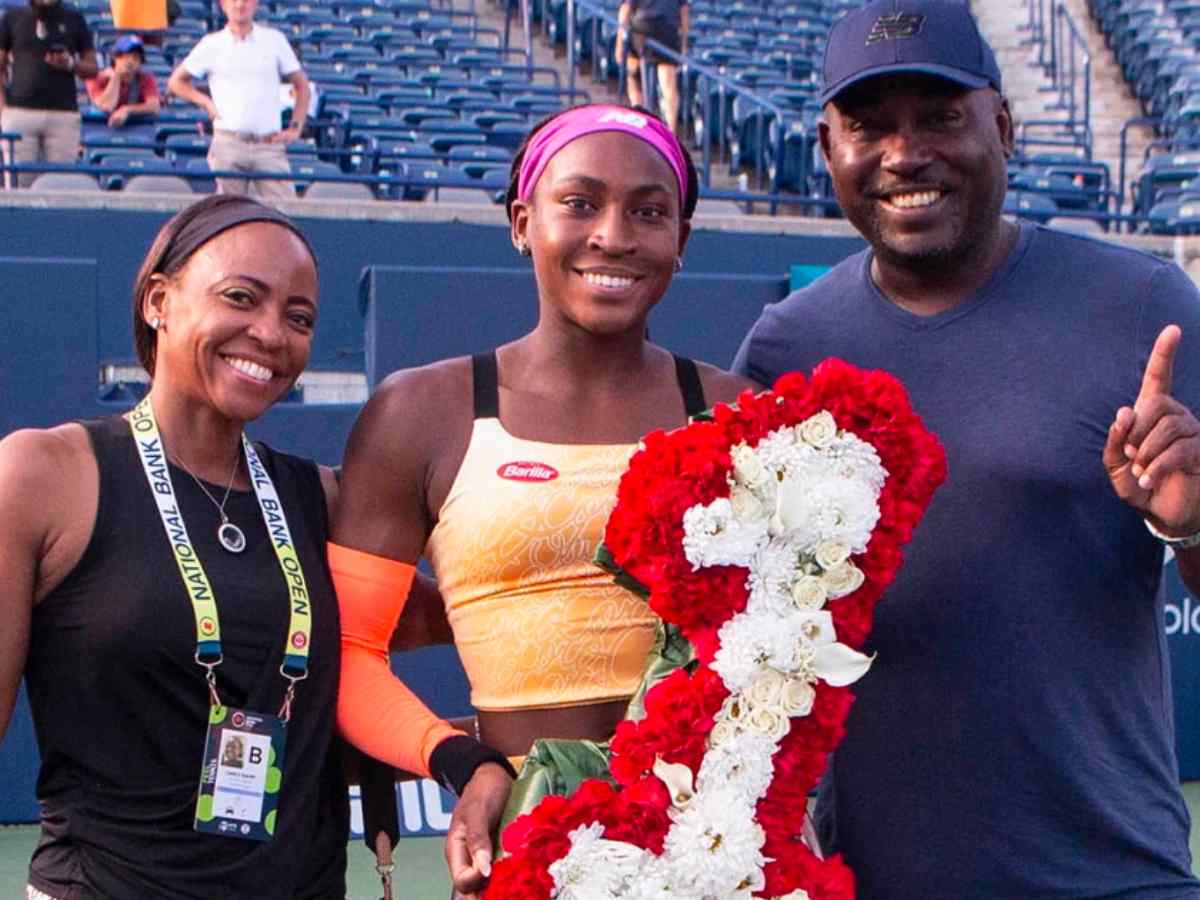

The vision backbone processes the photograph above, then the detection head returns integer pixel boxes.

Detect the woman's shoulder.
[0,422,94,487]
[372,355,474,417]
[693,359,761,406]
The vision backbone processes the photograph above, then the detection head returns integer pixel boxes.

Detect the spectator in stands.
[733,2,1200,898]
[0,0,99,189]
[85,33,160,129]
[330,103,756,895]
[616,0,688,137]
[167,0,310,201]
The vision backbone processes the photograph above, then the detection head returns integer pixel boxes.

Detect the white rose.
[814,539,851,570]
[780,678,815,716]
[730,443,766,487]
[822,562,865,599]
[747,668,787,710]
[798,410,838,448]
[747,705,790,740]
[790,574,828,609]
[729,485,767,523]
[720,694,749,723]
[709,718,738,747]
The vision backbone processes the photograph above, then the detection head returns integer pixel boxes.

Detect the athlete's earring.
[149,317,162,331]
[517,241,531,257]
[673,256,684,273]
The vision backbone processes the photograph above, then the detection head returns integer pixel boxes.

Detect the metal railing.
[551,0,799,199]
[1022,0,1093,155]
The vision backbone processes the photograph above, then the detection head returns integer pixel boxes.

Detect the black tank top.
[471,350,709,418]
[25,416,347,900]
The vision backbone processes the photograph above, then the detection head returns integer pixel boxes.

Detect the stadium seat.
[29,172,103,192]
[122,174,195,194]
[304,180,377,201]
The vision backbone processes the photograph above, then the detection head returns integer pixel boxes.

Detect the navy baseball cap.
[819,0,1002,106]
[111,33,145,58]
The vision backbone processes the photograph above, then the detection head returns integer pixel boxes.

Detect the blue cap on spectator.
[819,0,1002,106]
[111,33,145,59]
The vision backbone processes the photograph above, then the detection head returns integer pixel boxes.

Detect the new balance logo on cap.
[866,12,925,44]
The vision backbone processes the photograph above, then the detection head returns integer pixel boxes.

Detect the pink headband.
[516,104,689,205]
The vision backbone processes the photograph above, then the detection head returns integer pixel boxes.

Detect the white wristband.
[1145,518,1200,550]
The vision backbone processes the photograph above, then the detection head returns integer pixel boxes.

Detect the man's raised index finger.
[1137,324,1182,403]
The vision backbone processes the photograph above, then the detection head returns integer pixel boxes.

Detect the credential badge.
[866,12,925,44]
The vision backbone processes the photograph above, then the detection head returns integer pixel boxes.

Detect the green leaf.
[594,541,650,599]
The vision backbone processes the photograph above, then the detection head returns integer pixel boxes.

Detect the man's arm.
[87,69,120,112]
[0,49,8,111]
[167,65,217,120]
[73,49,98,80]
[269,69,308,143]
[679,3,690,54]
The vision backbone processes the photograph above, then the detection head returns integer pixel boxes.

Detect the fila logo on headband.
[866,12,924,44]
[598,110,649,128]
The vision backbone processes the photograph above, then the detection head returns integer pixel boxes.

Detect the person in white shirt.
[167,0,309,200]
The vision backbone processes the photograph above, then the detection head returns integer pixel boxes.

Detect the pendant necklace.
[176,448,246,554]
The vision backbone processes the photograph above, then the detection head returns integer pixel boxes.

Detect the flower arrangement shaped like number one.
[485,360,948,900]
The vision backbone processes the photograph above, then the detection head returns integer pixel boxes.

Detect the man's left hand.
[268,125,302,144]
[1104,324,1200,536]
[107,107,130,128]
[443,761,513,899]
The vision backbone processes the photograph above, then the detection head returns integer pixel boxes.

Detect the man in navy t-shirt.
[734,1,1200,897]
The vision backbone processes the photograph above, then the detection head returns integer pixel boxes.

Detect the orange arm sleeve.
[330,541,464,777]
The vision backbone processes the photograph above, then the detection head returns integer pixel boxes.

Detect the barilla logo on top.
[497,461,559,483]
[597,110,649,129]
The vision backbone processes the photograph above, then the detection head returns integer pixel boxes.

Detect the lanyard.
[126,397,312,720]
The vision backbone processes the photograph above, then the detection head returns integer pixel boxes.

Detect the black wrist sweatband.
[428,735,517,796]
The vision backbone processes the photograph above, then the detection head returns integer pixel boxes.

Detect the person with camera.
[0,0,98,188]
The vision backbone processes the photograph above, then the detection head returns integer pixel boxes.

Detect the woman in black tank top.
[0,196,348,900]
[330,105,762,896]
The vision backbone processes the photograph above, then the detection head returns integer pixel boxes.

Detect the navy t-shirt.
[734,223,1200,899]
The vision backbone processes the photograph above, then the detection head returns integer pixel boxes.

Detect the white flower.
[730,443,767,488]
[729,485,767,523]
[814,539,852,570]
[750,428,801,476]
[811,642,875,687]
[747,667,787,710]
[682,498,769,570]
[746,539,802,617]
[549,822,651,898]
[697,732,778,799]
[790,574,828,610]
[662,787,767,898]
[821,561,865,599]
[798,410,838,448]
[708,717,738,747]
[746,704,791,740]
[771,469,882,554]
[780,678,815,716]
[712,613,795,690]
[654,757,696,809]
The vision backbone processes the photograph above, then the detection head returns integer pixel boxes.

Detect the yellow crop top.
[424,352,707,712]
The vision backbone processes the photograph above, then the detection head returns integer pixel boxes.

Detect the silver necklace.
[176,449,246,554]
